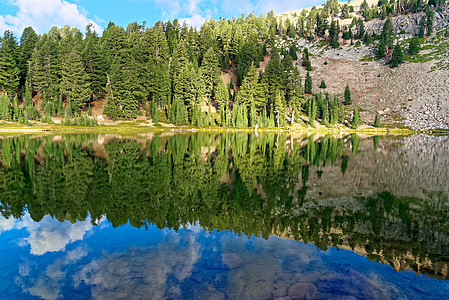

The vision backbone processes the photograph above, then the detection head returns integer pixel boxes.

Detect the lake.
[0,132,448,299]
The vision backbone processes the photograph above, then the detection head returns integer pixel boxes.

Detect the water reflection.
[0,133,448,299]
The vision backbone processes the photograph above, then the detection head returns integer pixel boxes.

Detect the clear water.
[0,133,448,299]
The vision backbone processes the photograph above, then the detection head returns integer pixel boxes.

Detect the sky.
[0,0,324,37]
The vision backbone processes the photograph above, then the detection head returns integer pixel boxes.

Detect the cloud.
[0,0,102,36]
[17,246,88,300]
[15,214,105,255]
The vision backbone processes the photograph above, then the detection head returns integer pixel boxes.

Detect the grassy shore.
[0,119,425,136]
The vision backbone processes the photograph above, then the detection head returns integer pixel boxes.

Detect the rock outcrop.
[365,4,449,35]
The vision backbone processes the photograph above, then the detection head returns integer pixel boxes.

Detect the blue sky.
[0,0,324,37]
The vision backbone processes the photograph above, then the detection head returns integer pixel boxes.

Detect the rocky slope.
[277,4,449,130]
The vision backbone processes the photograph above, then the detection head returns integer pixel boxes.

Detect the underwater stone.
[288,283,318,300]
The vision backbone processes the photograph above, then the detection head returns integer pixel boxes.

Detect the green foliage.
[0,31,20,94]
[351,106,361,129]
[408,36,420,55]
[0,92,11,120]
[344,84,352,105]
[391,43,404,68]
[319,80,327,89]
[304,72,312,94]
[374,112,381,127]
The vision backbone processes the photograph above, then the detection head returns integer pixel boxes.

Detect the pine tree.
[215,78,229,126]
[0,31,20,94]
[391,43,404,68]
[339,103,345,123]
[322,96,329,125]
[344,84,352,105]
[0,92,11,120]
[82,24,107,98]
[200,47,219,100]
[331,95,339,124]
[18,27,38,88]
[408,36,420,55]
[319,80,327,89]
[351,106,361,129]
[329,20,339,48]
[12,95,21,121]
[304,71,312,94]
[60,32,92,114]
[374,112,381,127]
[273,90,286,127]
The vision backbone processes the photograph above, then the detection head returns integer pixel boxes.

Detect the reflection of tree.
[0,134,448,279]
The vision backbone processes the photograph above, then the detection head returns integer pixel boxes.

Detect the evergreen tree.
[408,36,420,55]
[351,106,361,129]
[60,31,92,113]
[319,80,327,89]
[391,43,403,68]
[18,27,38,88]
[273,90,286,127]
[0,92,11,120]
[82,24,107,98]
[329,20,339,48]
[344,84,352,105]
[200,47,219,100]
[215,78,229,126]
[12,95,21,121]
[339,103,345,123]
[330,95,339,124]
[0,31,20,94]
[322,95,329,125]
[304,71,312,94]
[374,112,381,127]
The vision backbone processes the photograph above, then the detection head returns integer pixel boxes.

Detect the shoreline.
[0,123,430,135]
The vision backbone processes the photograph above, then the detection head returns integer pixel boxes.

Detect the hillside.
[275,1,449,130]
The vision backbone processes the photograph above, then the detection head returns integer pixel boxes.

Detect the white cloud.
[0,0,102,36]
[0,215,16,233]
[15,214,103,256]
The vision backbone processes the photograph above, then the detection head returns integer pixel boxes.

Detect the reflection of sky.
[0,214,448,299]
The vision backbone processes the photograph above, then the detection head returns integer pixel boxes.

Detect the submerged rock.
[288,282,318,300]
[206,253,242,269]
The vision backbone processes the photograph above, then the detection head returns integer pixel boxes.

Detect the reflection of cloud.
[17,246,88,300]
[0,215,16,233]
[73,233,201,299]
[20,215,96,255]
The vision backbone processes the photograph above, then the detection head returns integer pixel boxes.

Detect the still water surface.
[0,133,448,299]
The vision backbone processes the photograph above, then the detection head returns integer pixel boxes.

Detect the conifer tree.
[12,95,21,121]
[391,43,403,68]
[319,80,326,89]
[215,78,229,126]
[322,95,329,125]
[330,96,339,124]
[200,47,219,100]
[18,27,38,88]
[273,90,286,127]
[304,71,312,94]
[60,31,92,113]
[0,31,20,94]
[351,106,361,129]
[374,112,381,127]
[82,24,107,98]
[0,92,11,120]
[408,36,420,55]
[339,103,345,123]
[344,84,352,105]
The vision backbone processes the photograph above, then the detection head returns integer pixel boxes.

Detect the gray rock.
[288,283,318,300]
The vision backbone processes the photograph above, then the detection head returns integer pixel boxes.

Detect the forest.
[0,0,445,128]
[0,133,448,279]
